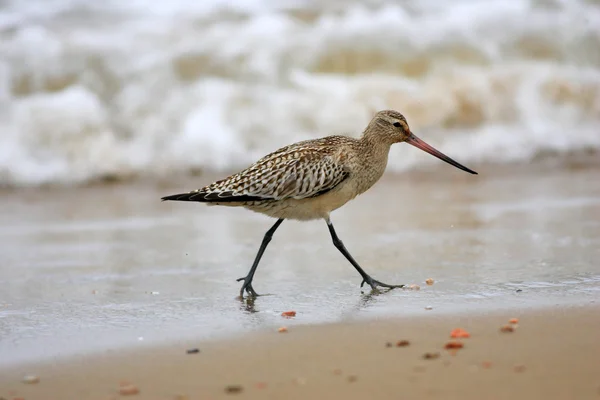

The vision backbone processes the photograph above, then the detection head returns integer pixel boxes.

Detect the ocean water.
[1,0,599,186]
[0,164,599,366]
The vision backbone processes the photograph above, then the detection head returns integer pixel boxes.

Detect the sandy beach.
[1,304,598,400]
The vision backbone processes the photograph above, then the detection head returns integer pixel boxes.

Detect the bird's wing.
[162,137,350,203]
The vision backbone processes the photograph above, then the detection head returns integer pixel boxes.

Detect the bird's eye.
[393,122,402,128]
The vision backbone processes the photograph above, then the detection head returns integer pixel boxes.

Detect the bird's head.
[369,110,478,175]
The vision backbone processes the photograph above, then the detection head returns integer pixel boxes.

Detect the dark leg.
[236,218,284,298]
[326,218,404,291]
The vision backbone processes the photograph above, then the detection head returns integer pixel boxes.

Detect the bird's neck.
[351,130,393,195]
[359,128,394,158]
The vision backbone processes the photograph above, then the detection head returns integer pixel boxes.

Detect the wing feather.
[161,136,351,203]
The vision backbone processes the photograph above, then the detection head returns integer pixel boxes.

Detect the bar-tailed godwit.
[162,110,477,298]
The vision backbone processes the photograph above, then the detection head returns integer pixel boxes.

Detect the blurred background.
[1,0,599,187]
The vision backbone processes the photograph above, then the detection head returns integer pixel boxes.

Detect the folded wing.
[161,139,350,203]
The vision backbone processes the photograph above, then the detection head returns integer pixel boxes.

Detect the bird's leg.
[326,218,404,291]
[236,218,284,298]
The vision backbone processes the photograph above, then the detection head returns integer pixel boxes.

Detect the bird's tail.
[161,190,265,203]
[161,192,208,202]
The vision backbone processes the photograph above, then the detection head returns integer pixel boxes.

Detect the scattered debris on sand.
[423,352,440,360]
[500,325,515,333]
[293,377,307,385]
[396,340,410,347]
[22,375,40,384]
[444,341,464,350]
[450,328,471,338]
[514,364,526,373]
[281,311,296,318]
[278,326,288,333]
[186,348,200,354]
[119,383,140,396]
[225,384,243,394]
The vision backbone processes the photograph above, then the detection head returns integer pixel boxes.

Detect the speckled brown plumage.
[162,110,477,298]
[169,136,350,202]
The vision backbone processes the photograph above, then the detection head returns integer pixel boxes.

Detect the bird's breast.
[348,151,389,196]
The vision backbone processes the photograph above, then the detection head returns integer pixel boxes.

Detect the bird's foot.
[236,276,260,298]
[360,276,404,292]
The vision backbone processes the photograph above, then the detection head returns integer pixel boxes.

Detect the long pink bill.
[405,134,478,175]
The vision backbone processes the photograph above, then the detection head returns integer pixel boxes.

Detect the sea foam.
[1,0,599,186]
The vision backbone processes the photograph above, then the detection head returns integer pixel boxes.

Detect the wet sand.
[0,156,599,397]
[1,304,599,399]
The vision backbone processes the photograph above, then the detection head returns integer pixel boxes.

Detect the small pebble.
[293,377,306,385]
[425,305,433,310]
[22,374,40,384]
[186,348,200,354]
[119,384,140,396]
[425,278,434,286]
[278,326,288,333]
[509,318,519,324]
[444,341,464,349]
[385,342,393,348]
[347,375,358,383]
[513,364,526,373]
[500,325,514,333]
[450,328,470,339]
[396,340,410,347]
[516,289,523,293]
[281,311,296,318]
[225,385,243,394]
[423,352,440,360]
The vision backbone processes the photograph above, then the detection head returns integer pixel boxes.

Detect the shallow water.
[0,161,599,366]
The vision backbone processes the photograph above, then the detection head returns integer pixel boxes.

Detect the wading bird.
[162,110,477,298]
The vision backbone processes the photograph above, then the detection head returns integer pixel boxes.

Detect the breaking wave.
[1,0,599,186]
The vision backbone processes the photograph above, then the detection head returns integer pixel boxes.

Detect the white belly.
[243,178,370,221]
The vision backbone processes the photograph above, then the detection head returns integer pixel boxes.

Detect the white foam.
[1,0,599,186]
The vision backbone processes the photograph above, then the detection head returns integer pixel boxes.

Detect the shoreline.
[1,155,598,399]
[1,303,598,399]
[1,149,598,192]
[1,280,597,370]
